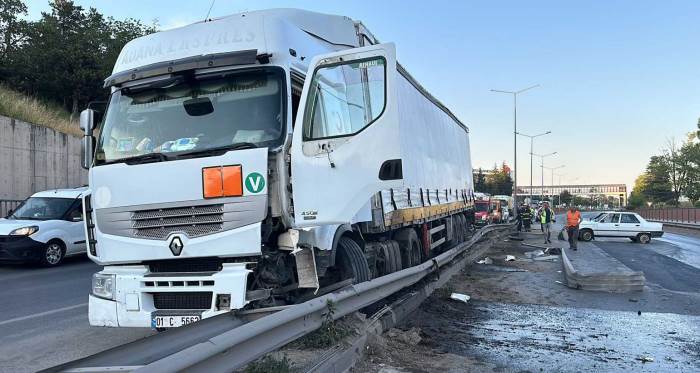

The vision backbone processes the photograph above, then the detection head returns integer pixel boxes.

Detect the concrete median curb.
[561,246,645,293]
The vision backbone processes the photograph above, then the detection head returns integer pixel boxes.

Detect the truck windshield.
[9,197,74,220]
[94,68,284,165]
[475,203,489,212]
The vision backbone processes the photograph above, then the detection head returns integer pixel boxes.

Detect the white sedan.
[578,211,663,244]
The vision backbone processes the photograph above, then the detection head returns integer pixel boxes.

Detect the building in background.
[516,184,627,207]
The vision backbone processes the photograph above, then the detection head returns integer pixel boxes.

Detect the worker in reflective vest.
[566,207,582,250]
[539,202,555,244]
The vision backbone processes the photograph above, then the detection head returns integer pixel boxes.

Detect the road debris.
[544,247,562,255]
[533,255,559,261]
[476,257,493,265]
[449,293,471,303]
[386,327,422,346]
[505,255,516,261]
[524,250,545,258]
[636,355,654,363]
[629,298,639,302]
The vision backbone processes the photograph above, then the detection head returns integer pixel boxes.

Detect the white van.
[0,187,88,266]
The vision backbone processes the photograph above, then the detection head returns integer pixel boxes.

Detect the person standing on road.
[521,204,532,231]
[566,206,582,250]
[539,202,555,244]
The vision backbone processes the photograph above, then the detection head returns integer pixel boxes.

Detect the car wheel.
[41,241,65,266]
[637,233,651,244]
[580,230,593,242]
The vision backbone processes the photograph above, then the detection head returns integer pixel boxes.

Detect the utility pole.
[531,152,557,201]
[491,84,539,213]
[516,130,551,204]
[543,165,565,205]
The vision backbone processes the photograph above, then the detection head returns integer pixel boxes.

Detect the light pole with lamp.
[491,84,539,212]
[543,165,566,205]
[531,151,557,201]
[516,130,551,204]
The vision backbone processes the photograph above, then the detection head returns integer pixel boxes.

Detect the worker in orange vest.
[566,206,582,250]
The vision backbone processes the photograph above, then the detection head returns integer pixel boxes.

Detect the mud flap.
[293,246,320,293]
[278,229,320,293]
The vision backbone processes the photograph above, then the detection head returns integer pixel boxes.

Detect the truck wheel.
[389,240,403,271]
[337,237,371,283]
[579,230,593,242]
[637,233,651,244]
[41,240,65,267]
[458,214,468,241]
[394,229,422,267]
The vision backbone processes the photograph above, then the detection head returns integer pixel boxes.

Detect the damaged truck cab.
[81,9,476,328]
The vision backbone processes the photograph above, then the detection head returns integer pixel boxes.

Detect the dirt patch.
[352,327,498,373]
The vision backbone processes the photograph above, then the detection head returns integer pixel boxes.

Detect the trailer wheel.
[394,228,422,267]
[337,237,371,283]
[389,240,403,271]
[457,214,467,242]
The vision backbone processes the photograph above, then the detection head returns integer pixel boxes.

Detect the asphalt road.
[0,257,153,373]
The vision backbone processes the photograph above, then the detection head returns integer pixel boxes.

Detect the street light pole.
[491,84,539,213]
[543,165,565,204]
[531,151,557,201]
[516,130,551,203]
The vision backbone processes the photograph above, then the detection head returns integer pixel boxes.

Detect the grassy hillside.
[0,85,82,137]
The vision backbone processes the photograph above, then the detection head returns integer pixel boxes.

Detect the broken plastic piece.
[505,255,516,261]
[476,257,493,265]
[450,293,470,303]
[636,355,654,363]
[524,250,545,258]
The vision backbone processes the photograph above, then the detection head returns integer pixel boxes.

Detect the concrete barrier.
[561,245,644,293]
[0,115,87,200]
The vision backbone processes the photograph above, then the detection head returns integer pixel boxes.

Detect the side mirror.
[80,109,96,135]
[80,109,97,169]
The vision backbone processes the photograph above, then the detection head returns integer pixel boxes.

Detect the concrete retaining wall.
[0,115,87,200]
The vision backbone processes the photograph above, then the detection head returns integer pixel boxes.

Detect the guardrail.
[52,223,513,373]
[637,208,699,225]
[0,199,21,217]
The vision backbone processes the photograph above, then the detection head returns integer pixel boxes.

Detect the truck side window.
[303,57,386,140]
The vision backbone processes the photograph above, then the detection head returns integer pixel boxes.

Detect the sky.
[25,0,700,191]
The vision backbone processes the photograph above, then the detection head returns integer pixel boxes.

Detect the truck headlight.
[92,273,116,300]
[481,215,487,220]
[9,226,39,236]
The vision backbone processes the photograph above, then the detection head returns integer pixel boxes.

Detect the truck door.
[290,43,400,227]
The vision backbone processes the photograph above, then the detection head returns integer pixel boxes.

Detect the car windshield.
[9,197,74,220]
[94,68,285,165]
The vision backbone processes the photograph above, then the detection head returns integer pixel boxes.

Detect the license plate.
[152,315,201,328]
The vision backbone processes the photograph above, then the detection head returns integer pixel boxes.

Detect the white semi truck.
[79,9,475,328]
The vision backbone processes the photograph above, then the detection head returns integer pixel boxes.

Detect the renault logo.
[169,236,184,256]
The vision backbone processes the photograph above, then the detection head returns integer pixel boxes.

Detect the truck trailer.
[80,9,475,328]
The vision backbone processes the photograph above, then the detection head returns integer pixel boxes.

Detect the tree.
[0,0,26,60]
[483,163,513,196]
[642,156,674,204]
[1,0,155,115]
[663,138,691,206]
[473,168,486,193]
[559,190,572,205]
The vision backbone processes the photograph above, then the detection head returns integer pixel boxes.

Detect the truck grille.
[132,204,224,240]
[148,257,223,273]
[152,292,213,310]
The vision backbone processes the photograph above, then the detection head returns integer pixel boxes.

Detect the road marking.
[0,303,87,327]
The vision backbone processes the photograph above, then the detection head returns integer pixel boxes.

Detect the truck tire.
[40,240,65,267]
[457,214,467,242]
[388,240,402,271]
[394,228,422,267]
[337,237,371,283]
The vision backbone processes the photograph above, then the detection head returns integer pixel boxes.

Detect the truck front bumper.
[89,263,251,328]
